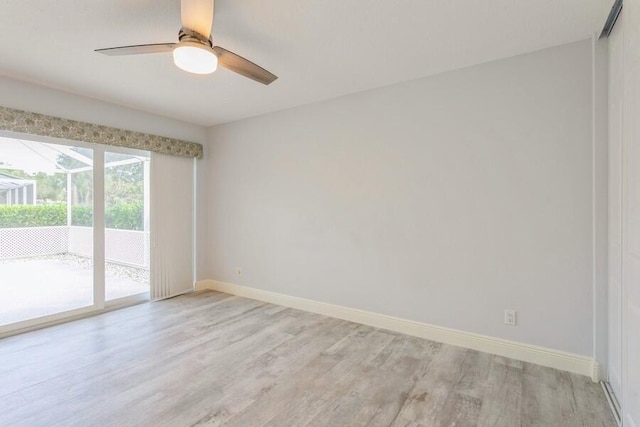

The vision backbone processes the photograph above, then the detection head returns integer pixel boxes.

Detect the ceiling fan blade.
[212,46,277,85]
[181,0,214,40]
[95,43,175,56]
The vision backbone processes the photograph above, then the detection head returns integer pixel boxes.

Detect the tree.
[56,148,93,206]
[0,168,66,204]
[105,162,144,204]
[34,172,66,202]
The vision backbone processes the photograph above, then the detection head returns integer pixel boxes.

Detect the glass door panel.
[104,150,150,301]
[0,138,94,325]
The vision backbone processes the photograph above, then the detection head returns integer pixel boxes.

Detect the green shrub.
[73,202,143,230]
[0,204,66,228]
[106,201,143,231]
[71,205,93,227]
[0,202,144,230]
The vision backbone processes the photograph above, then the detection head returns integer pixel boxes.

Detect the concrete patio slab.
[0,255,148,325]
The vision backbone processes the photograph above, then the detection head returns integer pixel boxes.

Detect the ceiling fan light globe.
[172,43,218,74]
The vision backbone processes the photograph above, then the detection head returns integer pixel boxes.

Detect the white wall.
[0,76,207,143]
[0,76,211,280]
[592,36,609,379]
[206,40,596,356]
[608,14,624,399]
[608,0,640,422]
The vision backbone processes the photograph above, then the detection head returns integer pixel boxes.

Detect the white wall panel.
[608,14,624,399]
[622,0,640,421]
[609,0,640,422]
[206,40,594,355]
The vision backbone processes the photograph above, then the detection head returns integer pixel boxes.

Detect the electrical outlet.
[504,309,517,326]
[236,267,242,277]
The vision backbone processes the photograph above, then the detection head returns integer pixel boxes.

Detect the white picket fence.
[0,226,149,268]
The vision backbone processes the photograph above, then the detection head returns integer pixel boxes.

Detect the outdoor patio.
[0,138,151,327]
[0,224,150,326]
[0,254,148,325]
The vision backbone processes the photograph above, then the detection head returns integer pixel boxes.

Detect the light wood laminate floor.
[0,290,615,427]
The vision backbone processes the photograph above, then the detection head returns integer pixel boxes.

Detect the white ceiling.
[0,1,611,127]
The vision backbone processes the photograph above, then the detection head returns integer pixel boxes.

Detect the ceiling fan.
[95,0,277,85]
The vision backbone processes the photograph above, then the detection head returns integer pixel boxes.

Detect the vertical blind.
[150,152,195,300]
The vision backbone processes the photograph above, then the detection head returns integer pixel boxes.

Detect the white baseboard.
[196,279,600,381]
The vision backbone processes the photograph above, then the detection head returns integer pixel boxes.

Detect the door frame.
[0,130,150,337]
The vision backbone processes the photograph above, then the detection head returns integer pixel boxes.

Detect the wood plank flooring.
[0,290,615,427]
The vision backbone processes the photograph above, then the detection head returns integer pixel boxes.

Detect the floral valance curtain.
[0,106,203,159]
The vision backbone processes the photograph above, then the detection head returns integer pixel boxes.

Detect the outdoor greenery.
[105,201,144,230]
[1,148,146,230]
[0,203,143,230]
[71,205,92,227]
[0,169,66,202]
[0,205,66,228]
[72,202,144,230]
[0,150,144,205]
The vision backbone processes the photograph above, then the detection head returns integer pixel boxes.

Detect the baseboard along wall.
[195,279,600,381]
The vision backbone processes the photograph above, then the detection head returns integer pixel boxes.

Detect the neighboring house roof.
[0,172,35,191]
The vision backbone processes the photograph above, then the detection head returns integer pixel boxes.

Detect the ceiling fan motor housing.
[178,28,213,49]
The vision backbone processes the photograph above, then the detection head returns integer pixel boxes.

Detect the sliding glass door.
[0,136,150,332]
[104,150,150,301]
